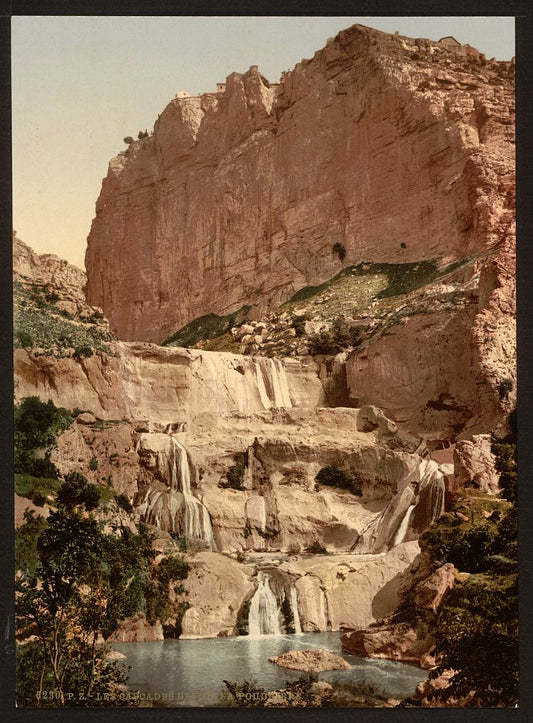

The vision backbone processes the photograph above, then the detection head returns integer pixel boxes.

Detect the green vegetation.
[332,242,346,261]
[221,676,391,707]
[14,279,115,357]
[287,261,445,306]
[16,487,189,706]
[308,317,364,355]
[162,305,251,348]
[14,397,73,480]
[14,474,62,506]
[315,466,362,496]
[115,493,133,513]
[399,426,518,707]
[498,377,513,399]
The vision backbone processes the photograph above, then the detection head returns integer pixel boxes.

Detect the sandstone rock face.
[50,419,139,497]
[85,25,514,345]
[106,612,163,643]
[14,342,323,422]
[342,561,456,667]
[453,434,500,494]
[14,236,88,310]
[180,552,255,638]
[268,649,351,672]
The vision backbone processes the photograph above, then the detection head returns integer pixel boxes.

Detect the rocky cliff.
[85,24,514,345]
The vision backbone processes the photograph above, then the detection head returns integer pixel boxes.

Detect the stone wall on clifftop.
[85,24,515,343]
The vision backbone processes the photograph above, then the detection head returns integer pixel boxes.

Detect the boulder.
[413,563,455,613]
[268,649,351,673]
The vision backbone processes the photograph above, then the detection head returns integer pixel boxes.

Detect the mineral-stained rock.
[106,612,163,643]
[268,649,351,672]
[85,24,514,345]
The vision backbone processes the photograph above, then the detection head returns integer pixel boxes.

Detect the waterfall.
[392,504,416,546]
[248,572,281,637]
[290,585,302,635]
[137,489,182,533]
[170,437,215,549]
[270,358,292,408]
[253,358,293,409]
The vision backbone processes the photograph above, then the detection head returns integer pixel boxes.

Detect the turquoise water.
[113,631,427,707]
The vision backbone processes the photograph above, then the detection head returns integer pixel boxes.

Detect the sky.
[11,16,515,269]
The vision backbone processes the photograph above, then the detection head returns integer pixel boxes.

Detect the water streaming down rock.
[392,504,416,546]
[170,437,215,549]
[253,357,293,409]
[248,572,282,637]
[290,585,303,635]
[354,459,448,554]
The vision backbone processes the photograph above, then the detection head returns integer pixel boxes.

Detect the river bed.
[113,631,427,707]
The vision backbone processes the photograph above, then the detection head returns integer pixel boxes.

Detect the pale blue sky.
[12,16,515,268]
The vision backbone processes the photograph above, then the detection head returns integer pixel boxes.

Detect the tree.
[123,136,134,145]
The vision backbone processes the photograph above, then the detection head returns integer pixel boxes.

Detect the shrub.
[115,493,132,513]
[308,319,364,356]
[123,136,134,145]
[15,330,33,348]
[332,242,346,261]
[89,456,98,471]
[56,472,100,512]
[221,452,247,490]
[306,539,328,554]
[292,315,307,337]
[316,466,362,496]
[498,377,513,399]
[73,345,93,361]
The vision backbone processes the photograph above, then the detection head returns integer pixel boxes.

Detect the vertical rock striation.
[85,24,514,343]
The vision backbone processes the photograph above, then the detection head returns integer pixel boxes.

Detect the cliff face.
[85,24,515,343]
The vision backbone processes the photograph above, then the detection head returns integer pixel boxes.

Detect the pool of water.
[113,631,427,707]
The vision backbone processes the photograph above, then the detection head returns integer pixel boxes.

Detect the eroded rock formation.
[85,24,514,345]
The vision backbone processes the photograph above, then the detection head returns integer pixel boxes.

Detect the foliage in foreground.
[15,397,190,707]
[400,429,518,707]
[221,676,390,707]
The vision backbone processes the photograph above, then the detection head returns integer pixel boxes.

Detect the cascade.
[289,584,302,634]
[248,572,282,637]
[392,504,416,546]
[170,437,215,549]
[138,488,182,532]
[253,358,293,409]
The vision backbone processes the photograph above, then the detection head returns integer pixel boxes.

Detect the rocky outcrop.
[341,621,435,668]
[14,236,89,313]
[413,563,455,613]
[14,342,323,422]
[453,435,500,494]
[85,25,514,344]
[106,612,164,643]
[341,562,456,667]
[268,649,351,672]
[180,552,255,638]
